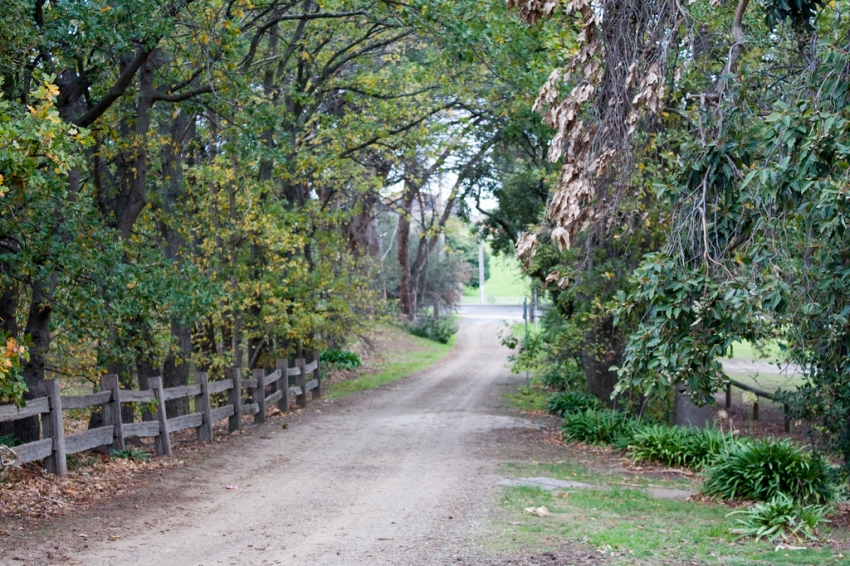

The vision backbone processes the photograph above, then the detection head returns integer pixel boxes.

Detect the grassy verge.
[504,383,550,412]
[326,332,457,400]
[494,477,843,565]
[494,384,846,565]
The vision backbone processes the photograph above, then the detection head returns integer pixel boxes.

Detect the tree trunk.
[15,277,55,442]
[158,111,194,416]
[397,207,416,319]
[581,321,622,409]
[673,386,714,429]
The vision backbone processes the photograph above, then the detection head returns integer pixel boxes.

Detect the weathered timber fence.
[723,378,796,433]
[0,355,321,476]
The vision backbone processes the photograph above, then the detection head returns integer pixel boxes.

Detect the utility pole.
[478,225,485,305]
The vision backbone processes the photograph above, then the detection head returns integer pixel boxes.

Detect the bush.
[561,409,639,446]
[627,424,733,471]
[546,391,603,417]
[729,493,831,542]
[320,349,362,370]
[408,316,458,344]
[0,434,21,447]
[702,438,837,504]
[539,358,585,391]
[111,448,151,462]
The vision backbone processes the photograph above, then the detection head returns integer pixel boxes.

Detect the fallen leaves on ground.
[0,455,179,521]
[524,505,551,517]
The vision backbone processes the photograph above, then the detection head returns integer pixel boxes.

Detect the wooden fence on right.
[724,378,796,433]
[0,356,321,476]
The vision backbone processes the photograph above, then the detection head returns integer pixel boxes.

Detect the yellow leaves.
[100,5,111,12]
[126,281,138,290]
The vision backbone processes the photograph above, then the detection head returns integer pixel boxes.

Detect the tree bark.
[396,196,416,319]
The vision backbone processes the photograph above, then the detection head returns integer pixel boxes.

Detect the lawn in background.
[464,246,530,299]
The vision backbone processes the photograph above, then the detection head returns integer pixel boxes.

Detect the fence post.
[195,372,213,442]
[296,357,307,408]
[311,352,322,400]
[100,374,124,452]
[784,404,794,433]
[276,359,290,413]
[41,379,67,476]
[252,368,266,424]
[725,383,732,409]
[227,367,242,432]
[752,399,759,421]
[149,377,172,456]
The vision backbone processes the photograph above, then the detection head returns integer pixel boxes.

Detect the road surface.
[20,307,537,565]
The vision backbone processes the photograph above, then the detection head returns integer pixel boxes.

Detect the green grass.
[464,247,530,298]
[326,333,457,400]
[490,460,845,565]
[504,384,550,412]
[725,340,782,362]
[720,339,805,397]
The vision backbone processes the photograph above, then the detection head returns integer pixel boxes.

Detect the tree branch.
[74,46,155,127]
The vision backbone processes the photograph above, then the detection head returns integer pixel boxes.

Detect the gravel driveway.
[12,309,561,566]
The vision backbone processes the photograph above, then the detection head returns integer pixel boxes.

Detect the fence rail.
[724,378,795,433]
[0,355,321,476]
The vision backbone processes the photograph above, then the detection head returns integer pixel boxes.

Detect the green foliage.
[627,424,733,471]
[729,493,831,543]
[702,438,837,505]
[446,226,489,288]
[0,433,22,447]
[539,357,584,391]
[0,333,29,407]
[764,0,827,29]
[111,448,151,462]
[545,390,603,417]
[561,409,639,446]
[320,349,362,371]
[407,316,459,344]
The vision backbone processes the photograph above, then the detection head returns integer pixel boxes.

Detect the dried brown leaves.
[0,456,178,521]
[509,0,677,260]
[506,0,561,25]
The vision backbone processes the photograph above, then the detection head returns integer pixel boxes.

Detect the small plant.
[0,433,22,447]
[111,448,151,462]
[546,390,603,417]
[407,316,458,344]
[627,424,732,470]
[320,349,362,370]
[702,438,837,504]
[561,409,638,446]
[729,493,831,542]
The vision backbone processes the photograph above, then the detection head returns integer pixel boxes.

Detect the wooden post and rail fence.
[0,355,322,476]
[723,377,796,433]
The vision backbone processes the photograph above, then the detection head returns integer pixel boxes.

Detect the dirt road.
[13,308,544,565]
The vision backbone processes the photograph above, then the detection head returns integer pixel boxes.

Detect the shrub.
[320,349,362,370]
[627,424,733,470]
[561,409,639,446]
[0,433,21,447]
[729,493,831,542]
[111,448,151,462]
[702,438,837,504]
[539,358,585,391]
[408,316,458,344]
[546,390,603,417]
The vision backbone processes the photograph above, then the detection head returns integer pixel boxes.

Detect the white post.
[478,226,485,305]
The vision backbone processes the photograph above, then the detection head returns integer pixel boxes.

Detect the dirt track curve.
[10,307,548,566]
